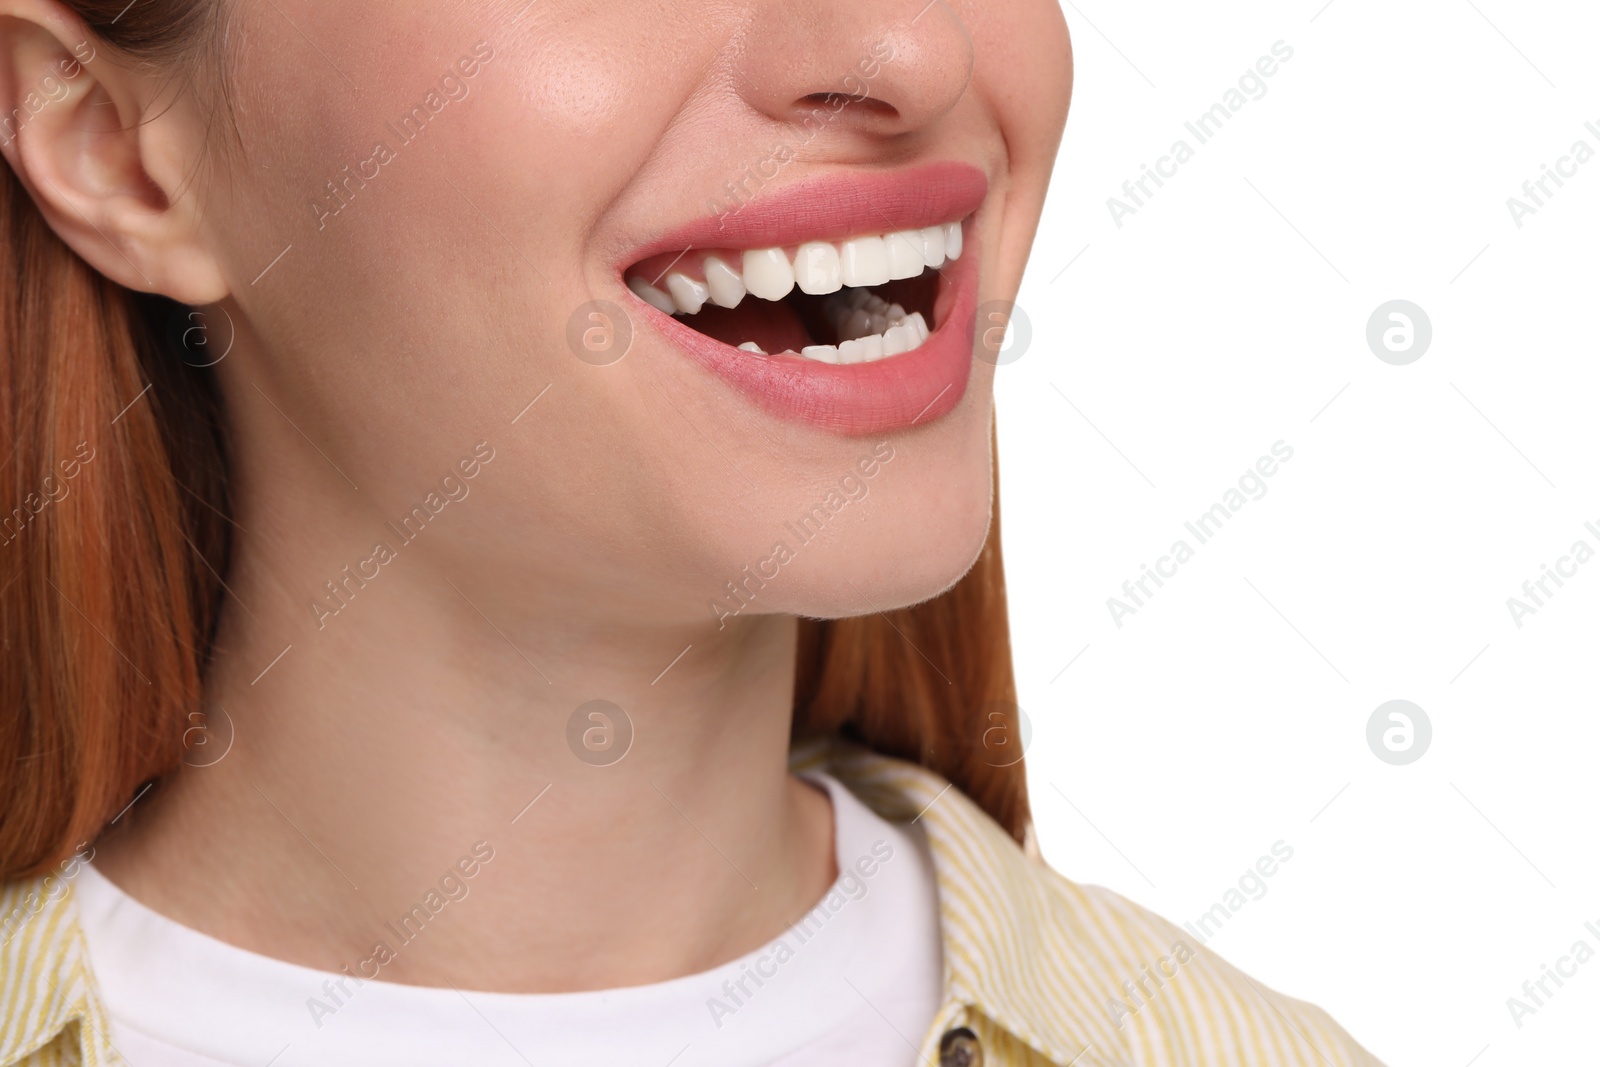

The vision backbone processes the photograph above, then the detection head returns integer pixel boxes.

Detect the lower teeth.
[738,287,930,365]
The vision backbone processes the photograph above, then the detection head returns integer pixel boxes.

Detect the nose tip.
[733,1,974,138]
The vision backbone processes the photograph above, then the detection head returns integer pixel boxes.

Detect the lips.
[618,161,987,436]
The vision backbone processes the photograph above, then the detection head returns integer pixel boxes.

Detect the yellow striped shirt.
[1,742,1383,1066]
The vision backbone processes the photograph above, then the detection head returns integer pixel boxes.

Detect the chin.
[753,450,995,621]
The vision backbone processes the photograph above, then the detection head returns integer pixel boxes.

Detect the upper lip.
[618,160,988,270]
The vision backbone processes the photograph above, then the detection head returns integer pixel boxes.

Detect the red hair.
[0,2,1027,881]
[793,472,1028,841]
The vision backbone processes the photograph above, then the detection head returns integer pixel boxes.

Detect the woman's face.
[195,0,1071,624]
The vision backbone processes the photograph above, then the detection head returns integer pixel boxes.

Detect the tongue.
[679,299,816,354]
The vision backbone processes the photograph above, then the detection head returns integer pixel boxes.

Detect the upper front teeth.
[629,220,965,314]
[703,256,745,308]
[794,242,842,296]
[921,226,945,270]
[665,273,708,314]
[840,236,890,287]
[743,247,796,302]
[886,232,925,281]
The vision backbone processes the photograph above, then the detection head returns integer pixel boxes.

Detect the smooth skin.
[0,0,1071,991]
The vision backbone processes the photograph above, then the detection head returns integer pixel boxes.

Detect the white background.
[1006,2,1600,1063]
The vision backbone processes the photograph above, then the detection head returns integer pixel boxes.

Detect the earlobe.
[0,6,229,304]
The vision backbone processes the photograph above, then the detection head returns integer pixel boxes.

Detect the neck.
[93,467,836,993]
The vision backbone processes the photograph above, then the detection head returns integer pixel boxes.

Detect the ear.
[0,2,228,303]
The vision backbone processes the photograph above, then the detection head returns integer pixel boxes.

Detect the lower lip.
[637,235,978,436]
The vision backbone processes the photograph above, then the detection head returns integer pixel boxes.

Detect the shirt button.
[939,1027,983,1067]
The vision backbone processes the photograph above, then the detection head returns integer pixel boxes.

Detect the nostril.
[798,92,900,121]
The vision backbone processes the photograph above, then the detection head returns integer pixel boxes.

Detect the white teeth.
[801,344,840,364]
[794,241,843,296]
[839,235,891,287]
[742,248,795,301]
[905,311,930,345]
[885,231,925,280]
[944,221,963,261]
[881,323,911,357]
[725,290,932,365]
[665,272,708,314]
[703,256,746,308]
[634,216,966,313]
[635,216,967,366]
[628,275,676,315]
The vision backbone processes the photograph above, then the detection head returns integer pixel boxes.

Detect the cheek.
[222,4,704,248]
[206,4,719,482]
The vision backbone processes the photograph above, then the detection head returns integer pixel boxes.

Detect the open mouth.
[622,220,963,365]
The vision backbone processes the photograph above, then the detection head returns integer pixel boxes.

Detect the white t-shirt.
[73,773,944,1067]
